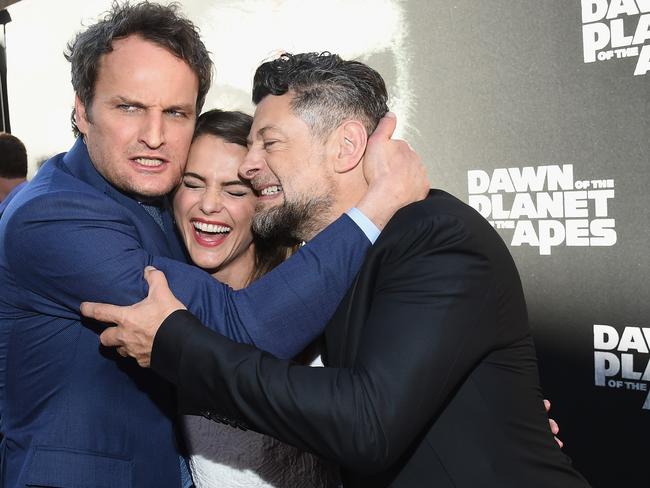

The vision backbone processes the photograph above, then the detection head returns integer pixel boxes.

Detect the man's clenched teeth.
[134,157,164,167]
[192,221,231,234]
[260,185,282,196]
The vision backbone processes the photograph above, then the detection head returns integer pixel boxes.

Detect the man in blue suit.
[0,3,427,487]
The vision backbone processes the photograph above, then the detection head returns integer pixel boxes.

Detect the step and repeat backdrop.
[403,3,648,487]
[5,1,648,485]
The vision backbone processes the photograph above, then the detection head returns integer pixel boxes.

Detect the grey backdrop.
[396,2,648,486]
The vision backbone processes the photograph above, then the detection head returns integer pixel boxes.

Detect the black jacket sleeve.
[151,213,502,473]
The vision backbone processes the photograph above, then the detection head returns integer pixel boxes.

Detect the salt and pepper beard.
[252,194,334,244]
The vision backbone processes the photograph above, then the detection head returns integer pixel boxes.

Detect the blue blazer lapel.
[61,138,186,261]
[161,197,188,262]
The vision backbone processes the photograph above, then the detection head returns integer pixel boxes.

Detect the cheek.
[100,119,133,145]
[230,201,256,236]
[173,190,195,222]
[171,127,195,155]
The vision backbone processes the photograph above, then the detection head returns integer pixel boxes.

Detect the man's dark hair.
[0,133,28,178]
[65,1,213,137]
[193,109,252,146]
[252,52,388,139]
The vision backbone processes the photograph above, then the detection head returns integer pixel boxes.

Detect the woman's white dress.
[183,355,340,488]
[183,416,340,488]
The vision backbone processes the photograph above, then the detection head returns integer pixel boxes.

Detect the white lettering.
[632,13,650,44]
[538,220,565,255]
[588,189,615,216]
[590,219,617,246]
[594,324,619,349]
[508,166,548,192]
[595,351,620,385]
[536,192,564,218]
[467,170,489,194]
[634,44,650,75]
[488,169,516,194]
[490,194,510,219]
[619,327,650,353]
[606,0,639,19]
[511,220,538,249]
[509,193,538,219]
[621,353,643,379]
[564,191,590,218]
[546,165,575,191]
[610,18,634,47]
[565,219,591,246]
[468,195,491,218]
[582,0,609,23]
[583,23,611,62]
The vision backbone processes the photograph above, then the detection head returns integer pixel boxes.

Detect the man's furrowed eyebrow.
[108,96,194,114]
[112,96,145,107]
[165,103,195,114]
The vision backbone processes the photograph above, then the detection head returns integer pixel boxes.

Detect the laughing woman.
[173,109,339,488]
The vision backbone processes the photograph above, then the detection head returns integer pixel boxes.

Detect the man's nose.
[139,112,165,149]
[239,147,265,181]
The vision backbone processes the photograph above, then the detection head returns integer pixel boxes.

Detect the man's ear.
[74,95,90,135]
[333,120,367,174]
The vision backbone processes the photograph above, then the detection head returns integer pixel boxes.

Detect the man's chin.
[124,181,178,201]
[252,206,294,243]
[252,196,332,244]
[255,199,281,213]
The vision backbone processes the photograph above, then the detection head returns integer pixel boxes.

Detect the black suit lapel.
[325,241,384,367]
[324,272,361,366]
[323,211,406,368]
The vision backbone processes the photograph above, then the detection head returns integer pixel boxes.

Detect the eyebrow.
[111,96,145,108]
[183,172,206,182]
[259,125,283,137]
[165,103,195,114]
[247,125,283,146]
[110,96,194,113]
[183,173,250,188]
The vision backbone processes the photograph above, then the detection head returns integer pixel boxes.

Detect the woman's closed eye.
[182,178,204,189]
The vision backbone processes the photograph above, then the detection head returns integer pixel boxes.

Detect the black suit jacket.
[152,190,591,487]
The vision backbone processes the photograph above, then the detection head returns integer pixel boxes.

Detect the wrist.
[356,188,400,231]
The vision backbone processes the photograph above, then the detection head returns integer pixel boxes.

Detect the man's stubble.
[252,194,334,244]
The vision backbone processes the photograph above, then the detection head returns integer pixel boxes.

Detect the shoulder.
[0,167,136,261]
[375,189,516,271]
[380,190,492,245]
[391,189,488,227]
[5,163,126,228]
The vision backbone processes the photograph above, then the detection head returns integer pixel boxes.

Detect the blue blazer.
[0,181,27,217]
[0,139,370,487]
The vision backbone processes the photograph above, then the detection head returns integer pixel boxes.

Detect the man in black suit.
[83,53,590,487]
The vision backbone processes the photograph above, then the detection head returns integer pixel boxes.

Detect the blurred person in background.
[0,132,28,216]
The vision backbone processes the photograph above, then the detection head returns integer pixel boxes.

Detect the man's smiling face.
[241,92,335,241]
